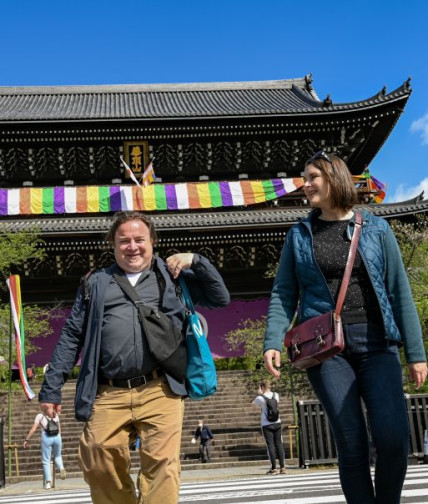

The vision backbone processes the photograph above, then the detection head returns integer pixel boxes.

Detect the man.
[191,419,214,463]
[39,211,230,504]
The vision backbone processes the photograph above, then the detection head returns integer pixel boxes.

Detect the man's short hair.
[105,211,158,246]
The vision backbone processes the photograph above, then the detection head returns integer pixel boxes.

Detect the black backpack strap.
[80,268,97,303]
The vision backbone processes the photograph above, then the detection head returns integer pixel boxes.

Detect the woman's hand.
[264,349,281,377]
[408,362,428,389]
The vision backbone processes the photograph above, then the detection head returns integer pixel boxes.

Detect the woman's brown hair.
[305,153,358,211]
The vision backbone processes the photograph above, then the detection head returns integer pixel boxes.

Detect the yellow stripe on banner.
[87,186,100,213]
[196,183,212,208]
[31,188,43,214]
[142,184,156,211]
[250,180,265,204]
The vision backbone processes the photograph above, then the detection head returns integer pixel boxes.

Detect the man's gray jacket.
[39,255,230,421]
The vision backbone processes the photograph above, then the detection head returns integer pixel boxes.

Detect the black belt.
[99,369,164,389]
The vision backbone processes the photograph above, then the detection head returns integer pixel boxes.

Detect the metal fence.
[297,399,337,468]
[405,394,428,459]
[297,394,428,468]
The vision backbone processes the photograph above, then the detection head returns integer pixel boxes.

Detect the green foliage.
[0,230,55,384]
[390,216,428,392]
[223,315,312,397]
[0,305,53,382]
[0,231,45,289]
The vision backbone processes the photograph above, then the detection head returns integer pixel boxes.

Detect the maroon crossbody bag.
[284,211,362,370]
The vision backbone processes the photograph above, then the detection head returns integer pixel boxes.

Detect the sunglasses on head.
[307,150,334,166]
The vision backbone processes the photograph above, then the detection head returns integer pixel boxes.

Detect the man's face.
[114,219,154,273]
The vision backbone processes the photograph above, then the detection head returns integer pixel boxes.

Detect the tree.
[0,231,53,383]
[224,316,312,398]
[390,215,428,393]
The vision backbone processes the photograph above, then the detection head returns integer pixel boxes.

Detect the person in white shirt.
[23,413,66,489]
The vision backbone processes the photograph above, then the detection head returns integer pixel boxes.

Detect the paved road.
[1,465,428,503]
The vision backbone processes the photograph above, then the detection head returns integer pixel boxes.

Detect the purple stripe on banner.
[54,187,65,214]
[271,179,285,198]
[0,189,7,216]
[110,186,122,211]
[165,185,178,210]
[219,182,233,207]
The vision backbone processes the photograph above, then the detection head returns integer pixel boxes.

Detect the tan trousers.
[78,377,185,504]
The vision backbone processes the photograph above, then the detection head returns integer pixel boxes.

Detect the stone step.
[3,370,298,481]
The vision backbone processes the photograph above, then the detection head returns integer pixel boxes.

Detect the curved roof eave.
[0,77,411,124]
[1,200,427,236]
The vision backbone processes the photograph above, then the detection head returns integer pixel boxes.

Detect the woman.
[263,151,427,503]
[23,412,66,489]
[252,379,286,475]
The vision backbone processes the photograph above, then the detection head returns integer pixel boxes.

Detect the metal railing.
[297,394,428,468]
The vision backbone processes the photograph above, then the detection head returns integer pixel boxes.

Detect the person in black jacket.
[38,211,230,504]
[191,419,214,462]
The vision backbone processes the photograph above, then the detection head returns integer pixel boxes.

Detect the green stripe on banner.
[262,179,276,201]
[43,187,54,214]
[208,182,222,207]
[98,186,111,212]
[154,185,167,210]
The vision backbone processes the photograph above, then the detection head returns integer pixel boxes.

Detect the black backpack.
[44,416,59,437]
[262,393,279,422]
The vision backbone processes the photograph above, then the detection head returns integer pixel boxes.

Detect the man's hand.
[40,402,62,418]
[166,253,194,279]
[264,349,281,377]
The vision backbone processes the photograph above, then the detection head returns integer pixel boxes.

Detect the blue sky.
[1,0,427,202]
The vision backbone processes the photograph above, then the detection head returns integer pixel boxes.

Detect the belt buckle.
[127,375,149,388]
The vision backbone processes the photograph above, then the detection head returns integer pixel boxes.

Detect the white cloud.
[390,177,428,202]
[411,112,428,145]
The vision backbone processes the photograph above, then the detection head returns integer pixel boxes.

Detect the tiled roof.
[1,199,427,235]
[0,77,410,122]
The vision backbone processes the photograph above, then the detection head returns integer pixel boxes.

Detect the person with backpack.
[23,412,66,489]
[252,379,286,475]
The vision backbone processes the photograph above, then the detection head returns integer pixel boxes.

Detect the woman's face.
[302,163,331,210]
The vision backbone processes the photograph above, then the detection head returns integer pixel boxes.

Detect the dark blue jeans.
[306,324,409,504]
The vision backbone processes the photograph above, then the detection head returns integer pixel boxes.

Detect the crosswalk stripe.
[0,465,427,503]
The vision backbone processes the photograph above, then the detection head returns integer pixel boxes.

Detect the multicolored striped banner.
[6,275,35,401]
[352,174,387,203]
[0,178,304,216]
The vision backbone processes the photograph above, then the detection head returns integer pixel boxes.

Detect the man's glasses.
[306,150,334,166]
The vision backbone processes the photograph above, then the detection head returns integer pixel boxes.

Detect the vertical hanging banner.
[6,275,35,400]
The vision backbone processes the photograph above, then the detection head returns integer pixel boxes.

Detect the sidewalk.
[0,463,310,496]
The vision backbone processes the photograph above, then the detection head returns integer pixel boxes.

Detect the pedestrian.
[23,412,66,489]
[26,363,36,382]
[263,150,428,503]
[38,210,230,504]
[252,379,286,475]
[191,419,214,463]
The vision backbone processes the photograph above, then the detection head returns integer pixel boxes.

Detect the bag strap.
[335,211,363,316]
[179,277,196,315]
[113,273,151,328]
[113,273,142,306]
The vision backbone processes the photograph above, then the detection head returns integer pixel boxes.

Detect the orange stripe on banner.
[293,177,305,189]
[133,186,144,210]
[76,187,87,213]
[187,183,201,209]
[240,180,255,205]
[20,188,31,215]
